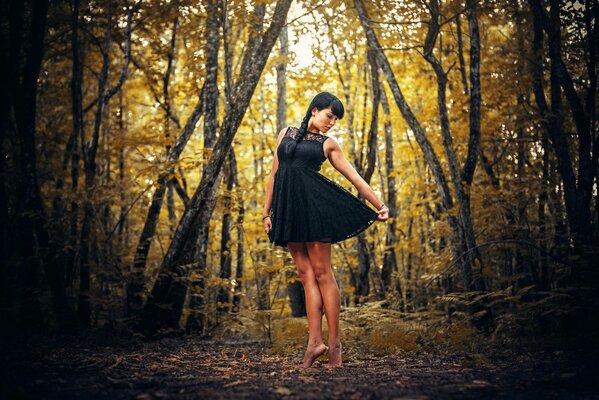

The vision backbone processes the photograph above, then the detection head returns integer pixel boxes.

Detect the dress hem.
[269,214,378,249]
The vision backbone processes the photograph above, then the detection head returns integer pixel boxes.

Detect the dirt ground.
[2,333,598,400]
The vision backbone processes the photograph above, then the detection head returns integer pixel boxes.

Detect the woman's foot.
[296,342,328,369]
[325,340,342,369]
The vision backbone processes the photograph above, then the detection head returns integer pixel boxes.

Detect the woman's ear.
[311,107,318,116]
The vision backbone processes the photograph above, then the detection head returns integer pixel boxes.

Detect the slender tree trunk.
[66,0,84,288]
[216,152,235,313]
[185,0,222,333]
[1,0,75,331]
[379,85,403,309]
[512,0,536,289]
[529,0,598,261]
[463,0,485,290]
[220,0,245,315]
[232,198,245,313]
[455,13,469,95]
[276,24,288,134]
[354,51,379,302]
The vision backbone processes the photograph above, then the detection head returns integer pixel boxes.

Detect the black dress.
[268,126,378,247]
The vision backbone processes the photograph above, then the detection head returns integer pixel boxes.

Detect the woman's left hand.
[377,205,389,222]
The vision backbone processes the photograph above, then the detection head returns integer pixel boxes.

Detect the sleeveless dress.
[268,126,379,247]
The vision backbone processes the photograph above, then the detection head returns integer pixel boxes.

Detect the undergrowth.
[208,287,599,357]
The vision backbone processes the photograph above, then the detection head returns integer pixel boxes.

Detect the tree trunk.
[216,152,235,313]
[186,0,222,333]
[221,0,245,315]
[455,13,469,95]
[353,52,379,303]
[232,199,245,313]
[379,85,403,310]
[1,0,74,331]
[529,0,598,262]
[276,24,288,134]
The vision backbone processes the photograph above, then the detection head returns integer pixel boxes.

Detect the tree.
[528,0,598,278]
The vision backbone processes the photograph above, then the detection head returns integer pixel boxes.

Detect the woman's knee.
[311,262,332,283]
[305,243,333,284]
[288,242,316,283]
[296,263,314,283]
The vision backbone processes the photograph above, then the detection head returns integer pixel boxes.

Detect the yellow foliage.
[369,328,419,356]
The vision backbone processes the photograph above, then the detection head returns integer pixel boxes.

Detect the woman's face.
[311,106,338,133]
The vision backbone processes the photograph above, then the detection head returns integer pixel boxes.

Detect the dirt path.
[2,334,598,399]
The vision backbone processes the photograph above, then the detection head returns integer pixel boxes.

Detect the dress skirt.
[267,165,378,247]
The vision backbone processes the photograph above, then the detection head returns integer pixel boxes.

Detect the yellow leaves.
[447,205,460,218]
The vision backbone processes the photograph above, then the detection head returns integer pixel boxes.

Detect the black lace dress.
[268,126,378,247]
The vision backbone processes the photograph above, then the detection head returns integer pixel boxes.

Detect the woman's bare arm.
[263,127,288,218]
[324,137,386,210]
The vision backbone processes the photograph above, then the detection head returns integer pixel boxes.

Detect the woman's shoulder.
[284,126,301,139]
[322,134,340,154]
[277,126,295,137]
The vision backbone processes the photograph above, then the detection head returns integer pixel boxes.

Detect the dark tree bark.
[0,0,73,331]
[462,0,485,290]
[216,149,240,314]
[353,51,380,302]
[62,0,84,296]
[116,91,129,248]
[529,0,598,274]
[164,16,180,232]
[220,0,245,315]
[511,0,536,289]
[221,0,233,104]
[455,13,469,95]
[379,84,403,310]
[276,24,288,134]
[232,199,245,313]
[203,0,220,151]
[138,0,293,337]
[185,0,222,333]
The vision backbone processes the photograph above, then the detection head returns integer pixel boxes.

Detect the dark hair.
[285,92,344,157]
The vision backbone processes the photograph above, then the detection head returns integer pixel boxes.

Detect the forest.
[1,0,598,398]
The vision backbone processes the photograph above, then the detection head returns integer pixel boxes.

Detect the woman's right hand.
[376,205,389,222]
[263,216,272,234]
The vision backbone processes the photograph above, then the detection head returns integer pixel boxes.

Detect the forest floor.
[2,332,598,400]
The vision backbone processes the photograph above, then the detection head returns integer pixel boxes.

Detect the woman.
[262,92,389,369]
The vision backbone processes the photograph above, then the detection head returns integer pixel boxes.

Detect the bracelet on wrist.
[262,215,270,220]
[377,203,387,211]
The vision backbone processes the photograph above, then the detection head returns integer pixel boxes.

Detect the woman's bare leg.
[287,242,327,368]
[305,242,342,368]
